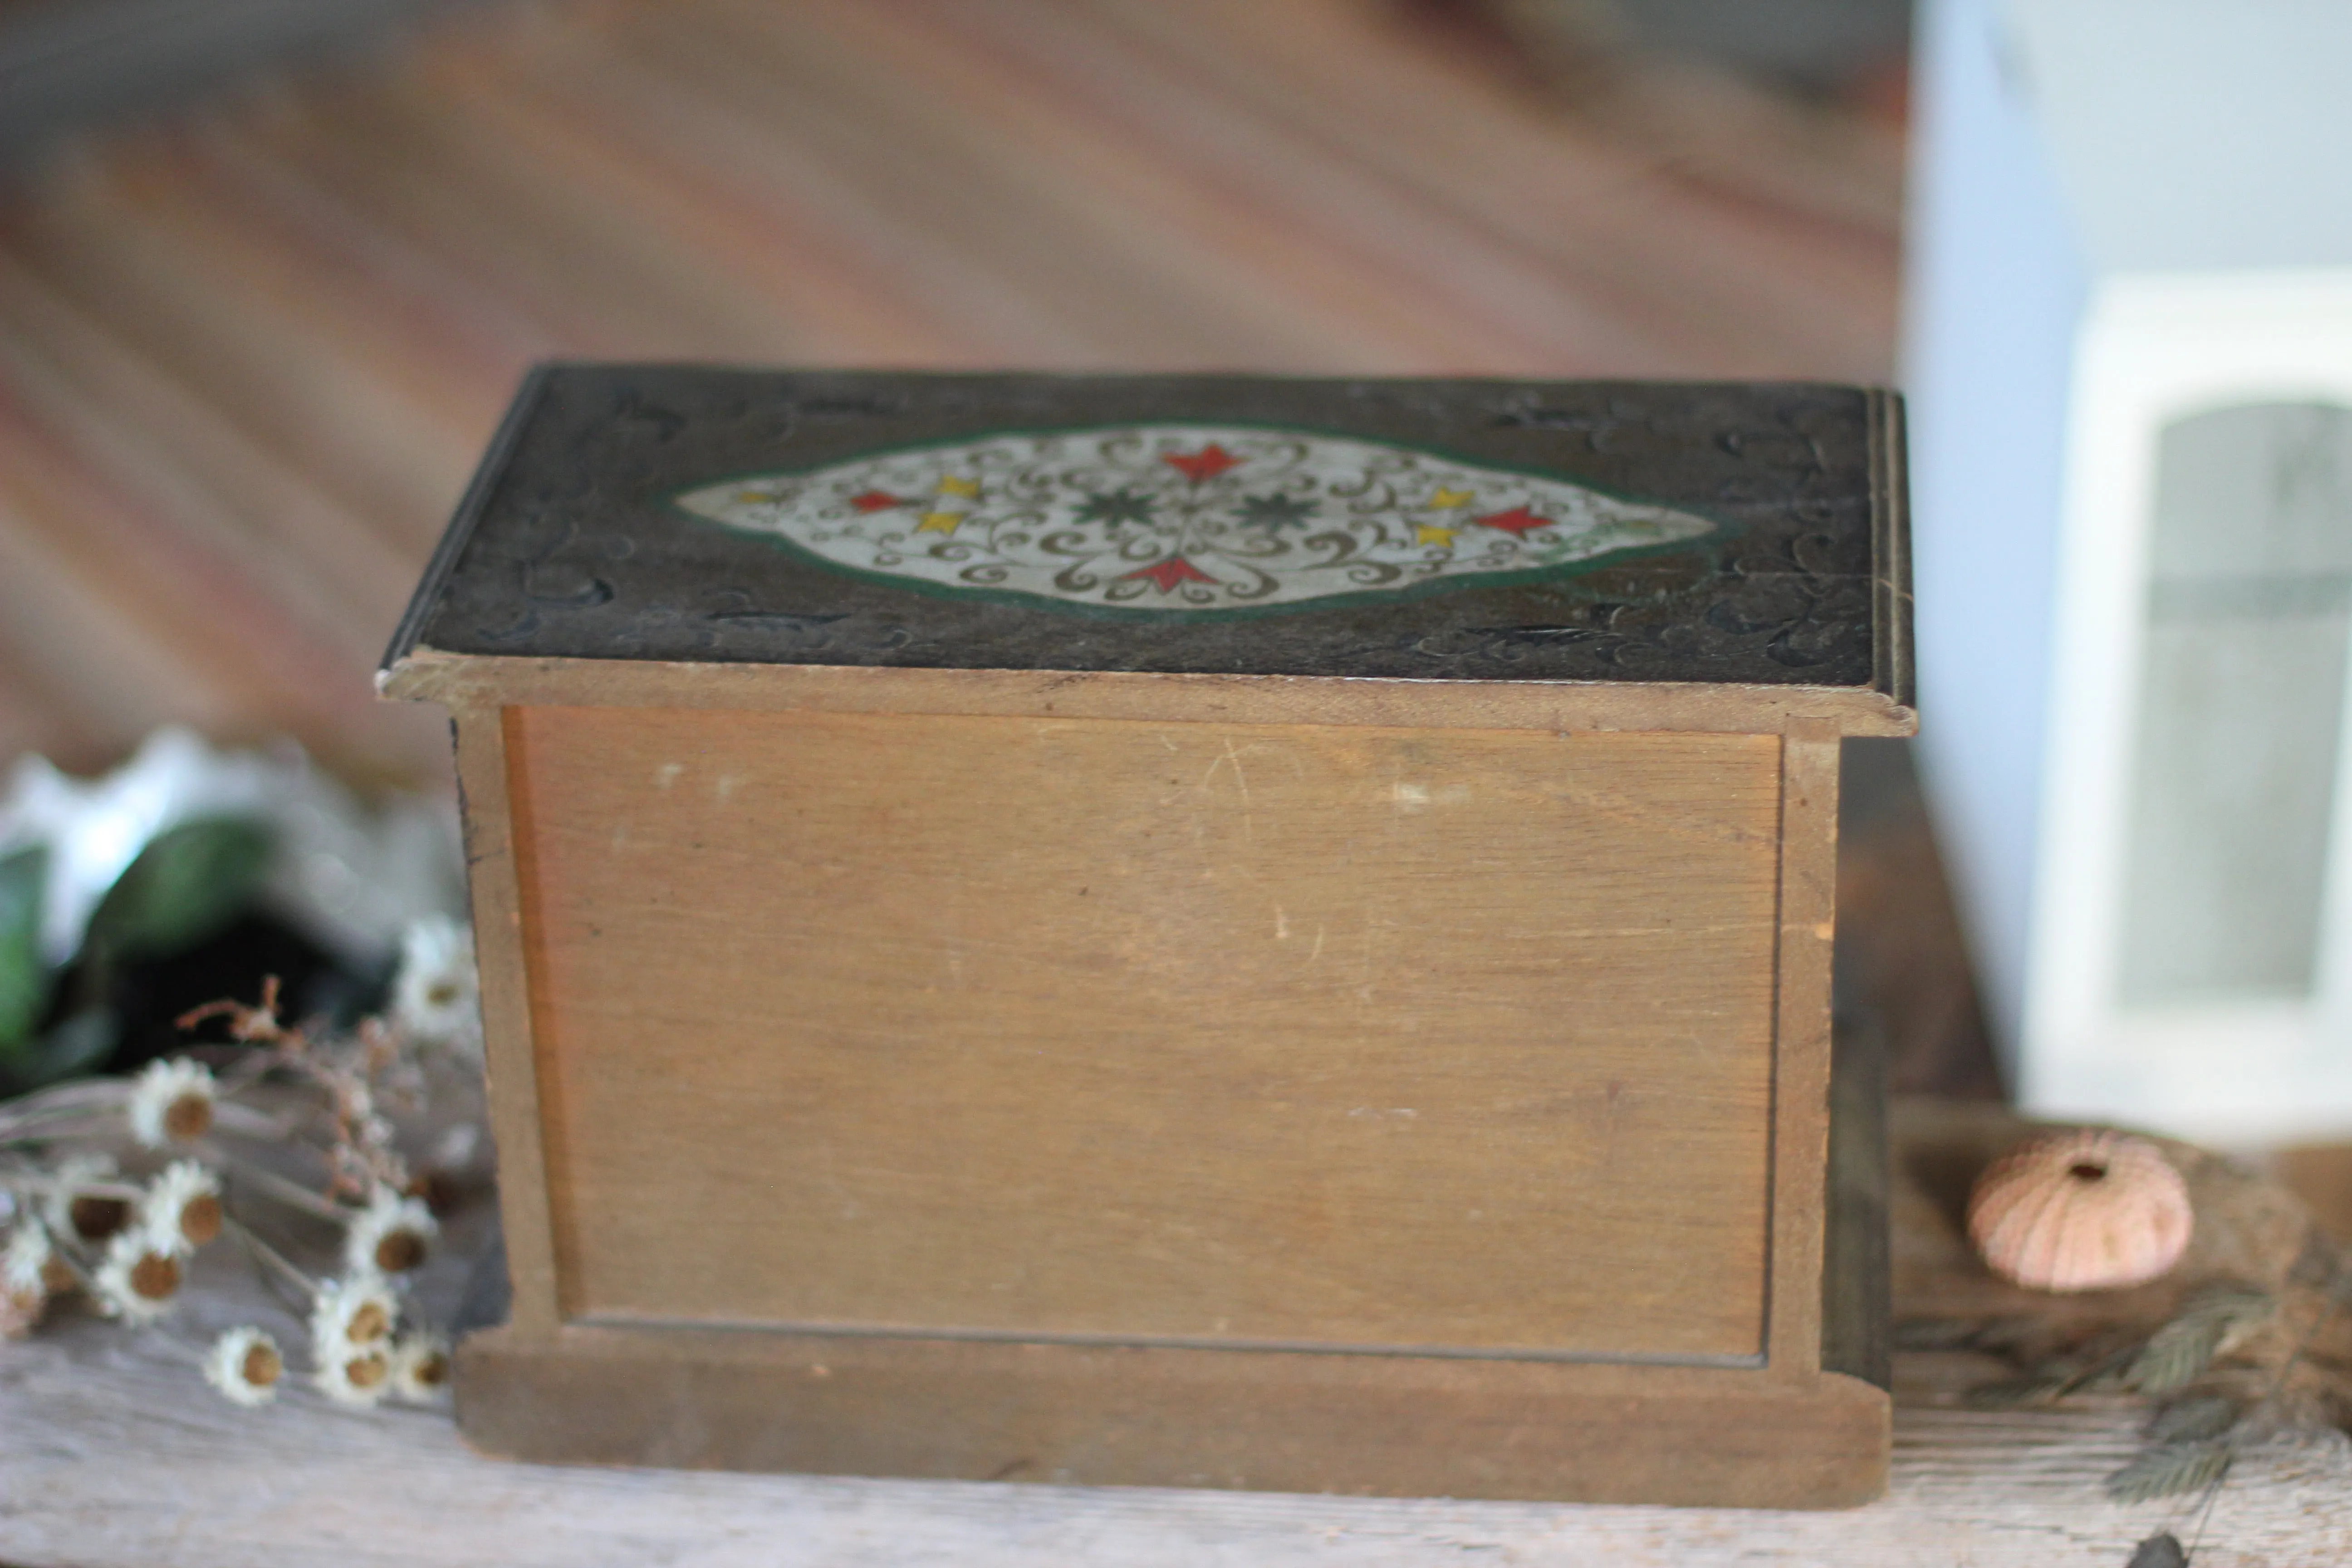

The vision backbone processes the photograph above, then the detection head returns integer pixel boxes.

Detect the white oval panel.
[671,424,1718,617]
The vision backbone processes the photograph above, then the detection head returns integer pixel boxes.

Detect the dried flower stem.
[0,1088,131,1138]
[178,988,412,1199]
[40,1238,98,1294]
[224,1215,319,1319]
[127,1325,222,1371]
[1,1078,282,1147]
[208,1101,299,1139]
[0,940,481,1416]
[0,1170,146,1203]
[205,1120,335,1172]
[0,1103,115,1135]
[220,1158,349,1224]
[176,978,289,1045]
[206,1049,279,1095]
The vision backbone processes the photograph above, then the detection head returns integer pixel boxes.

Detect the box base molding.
[454,1323,1891,1508]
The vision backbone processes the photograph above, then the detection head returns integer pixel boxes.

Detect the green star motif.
[1235,492,1319,530]
[1075,488,1159,526]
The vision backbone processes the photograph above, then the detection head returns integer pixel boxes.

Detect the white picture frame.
[2024,268,2352,1143]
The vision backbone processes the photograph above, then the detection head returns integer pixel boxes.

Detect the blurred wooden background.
[0,0,1905,788]
[0,1,2013,1101]
[25,0,2352,1265]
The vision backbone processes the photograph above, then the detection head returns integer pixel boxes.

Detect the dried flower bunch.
[0,914,480,1411]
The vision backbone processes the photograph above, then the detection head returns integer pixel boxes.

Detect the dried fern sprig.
[2122,1284,2274,1396]
[2144,1394,2239,1445]
[2105,1440,2233,1504]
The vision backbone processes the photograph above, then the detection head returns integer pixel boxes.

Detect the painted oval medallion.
[671,425,1719,617]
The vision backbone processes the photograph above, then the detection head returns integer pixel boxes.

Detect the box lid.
[381,368,1912,735]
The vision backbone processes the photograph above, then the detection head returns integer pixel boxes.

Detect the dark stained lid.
[382,366,1911,720]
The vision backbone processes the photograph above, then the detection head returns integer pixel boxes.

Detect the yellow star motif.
[916,510,963,534]
[937,475,981,499]
[1416,524,1458,547]
[1429,487,1474,509]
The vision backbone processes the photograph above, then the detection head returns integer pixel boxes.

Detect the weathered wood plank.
[5,1307,2348,1568]
[8,1098,2351,1566]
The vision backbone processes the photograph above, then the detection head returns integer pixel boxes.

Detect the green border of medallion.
[661,419,1742,623]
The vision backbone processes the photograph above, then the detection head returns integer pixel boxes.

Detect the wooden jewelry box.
[382,368,1913,1508]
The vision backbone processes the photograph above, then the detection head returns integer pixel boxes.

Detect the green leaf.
[0,845,48,1048]
[2105,1440,2232,1504]
[2127,1286,2274,1395]
[86,817,273,960]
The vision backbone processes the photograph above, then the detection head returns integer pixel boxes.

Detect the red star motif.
[1122,557,1218,593]
[1161,444,1240,483]
[1475,505,1553,535]
[850,490,908,512]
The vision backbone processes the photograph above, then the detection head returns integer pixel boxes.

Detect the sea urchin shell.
[1967,1130,2193,1293]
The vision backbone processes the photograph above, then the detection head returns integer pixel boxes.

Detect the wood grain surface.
[509,706,1780,1360]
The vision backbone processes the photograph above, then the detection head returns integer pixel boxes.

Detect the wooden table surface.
[8,1100,2349,1567]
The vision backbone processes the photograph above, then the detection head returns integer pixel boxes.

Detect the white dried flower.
[343,1184,436,1276]
[141,1161,224,1255]
[43,1153,130,1242]
[335,1075,375,1126]
[387,1329,452,1402]
[357,1113,397,1158]
[1,1226,54,1338]
[310,1273,398,1355]
[203,1327,284,1407]
[392,914,480,1051]
[92,1226,181,1322]
[2,1224,54,1296]
[314,1342,393,1407]
[128,1057,216,1147]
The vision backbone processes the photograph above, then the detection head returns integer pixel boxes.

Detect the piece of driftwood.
[4,1098,2348,1567]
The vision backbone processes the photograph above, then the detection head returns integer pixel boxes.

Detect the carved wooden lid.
[382,368,1912,734]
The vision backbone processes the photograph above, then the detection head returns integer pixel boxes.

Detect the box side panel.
[1767,725,1841,1377]
[506,708,1781,1362]
[451,706,561,1338]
